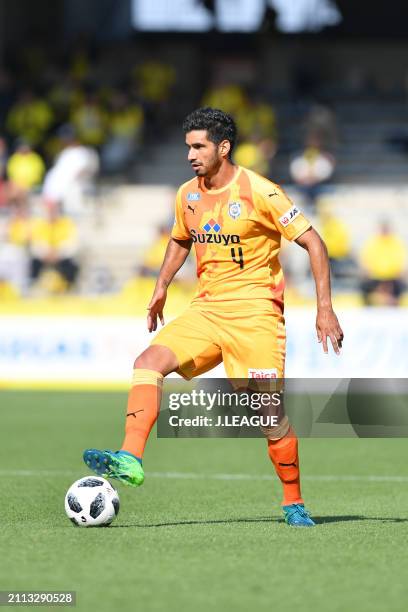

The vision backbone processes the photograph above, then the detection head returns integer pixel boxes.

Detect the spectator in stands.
[360,221,406,306]
[235,97,277,144]
[234,96,278,176]
[202,83,247,119]
[70,92,107,149]
[1,202,30,294]
[133,59,175,136]
[135,60,175,106]
[7,200,31,247]
[6,89,54,147]
[289,136,335,208]
[42,125,99,218]
[305,103,337,151]
[318,202,356,280]
[68,35,94,83]
[48,75,84,127]
[7,140,45,192]
[140,225,170,277]
[138,222,196,284]
[234,140,270,175]
[101,91,144,174]
[0,136,9,208]
[29,203,79,292]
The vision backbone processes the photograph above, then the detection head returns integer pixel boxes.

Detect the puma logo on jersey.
[187,204,196,214]
[279,205,300,227]
[268,191,279,197]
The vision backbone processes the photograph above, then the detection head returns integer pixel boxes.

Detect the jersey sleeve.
[171,187,190,240]
[255,184,311,241]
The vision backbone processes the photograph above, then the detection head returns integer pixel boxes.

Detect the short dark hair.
[182,107,237,157]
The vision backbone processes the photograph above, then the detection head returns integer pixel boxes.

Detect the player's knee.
[262,415,290,440]
[133,350,156,371]
[133,346,178,376]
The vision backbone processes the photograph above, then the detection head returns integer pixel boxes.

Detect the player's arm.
[295,227,344,354]
[147,237,192,332]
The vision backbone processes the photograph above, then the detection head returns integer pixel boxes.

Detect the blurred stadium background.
[0,0,408,385]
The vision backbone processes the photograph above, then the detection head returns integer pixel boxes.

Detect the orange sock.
[267,427,304,506]
[120,368,163,460]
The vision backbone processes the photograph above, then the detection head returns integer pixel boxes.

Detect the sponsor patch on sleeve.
[279,205,301,228]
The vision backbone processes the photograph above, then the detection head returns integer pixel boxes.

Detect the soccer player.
[84,108,344,527]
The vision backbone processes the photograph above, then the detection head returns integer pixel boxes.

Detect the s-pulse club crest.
[228,202,241,220]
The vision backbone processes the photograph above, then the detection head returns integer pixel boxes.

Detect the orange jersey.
[171,166,311,310]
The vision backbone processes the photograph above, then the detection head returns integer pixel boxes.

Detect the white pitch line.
[149,472,408,483]
[0,470,408,482]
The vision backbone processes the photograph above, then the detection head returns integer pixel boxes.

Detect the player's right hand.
[147,284,167,332]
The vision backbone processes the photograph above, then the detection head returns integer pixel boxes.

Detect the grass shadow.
[314,515,408,524]
[110,514,408,528]
[111,516,279,528]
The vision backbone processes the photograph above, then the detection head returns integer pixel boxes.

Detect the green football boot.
[83,449,144,487]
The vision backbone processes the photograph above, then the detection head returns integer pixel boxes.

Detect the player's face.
[185,130,226,177]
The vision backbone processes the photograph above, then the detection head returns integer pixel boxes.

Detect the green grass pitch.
[1,391,408,612]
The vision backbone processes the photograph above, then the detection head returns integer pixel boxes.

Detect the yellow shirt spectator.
[7,149,45,190]
[321,217,351,260]
[7,95,53,146]
[143,234,169,271]
[8,216,31,246]
[202,85,246,117]
[236,103,277,141]
[110,105,144,139]
[71,100,108,147]
[134,61,175,103]
[30,215,78,259]
[361,232,406,280]
[234,142,269,176]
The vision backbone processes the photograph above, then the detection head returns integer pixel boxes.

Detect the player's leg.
[84,309,222,485]
[83,344,177,485]
[220,309,315,526]
[267,423,315,527]
[120,345,178,459]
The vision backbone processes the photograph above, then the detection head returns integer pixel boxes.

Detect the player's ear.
[219,139,231,158]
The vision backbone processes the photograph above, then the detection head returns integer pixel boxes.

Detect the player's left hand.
[147,284,167,332]
[316,306,344,355]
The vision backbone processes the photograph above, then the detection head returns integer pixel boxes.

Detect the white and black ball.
[65,476,120,527]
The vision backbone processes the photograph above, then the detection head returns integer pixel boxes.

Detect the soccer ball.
[65,476,120,527]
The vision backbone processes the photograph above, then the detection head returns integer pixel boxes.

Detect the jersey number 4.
[231,247,244,269]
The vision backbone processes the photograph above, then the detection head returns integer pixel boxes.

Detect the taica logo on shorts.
[248,368,278,379]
